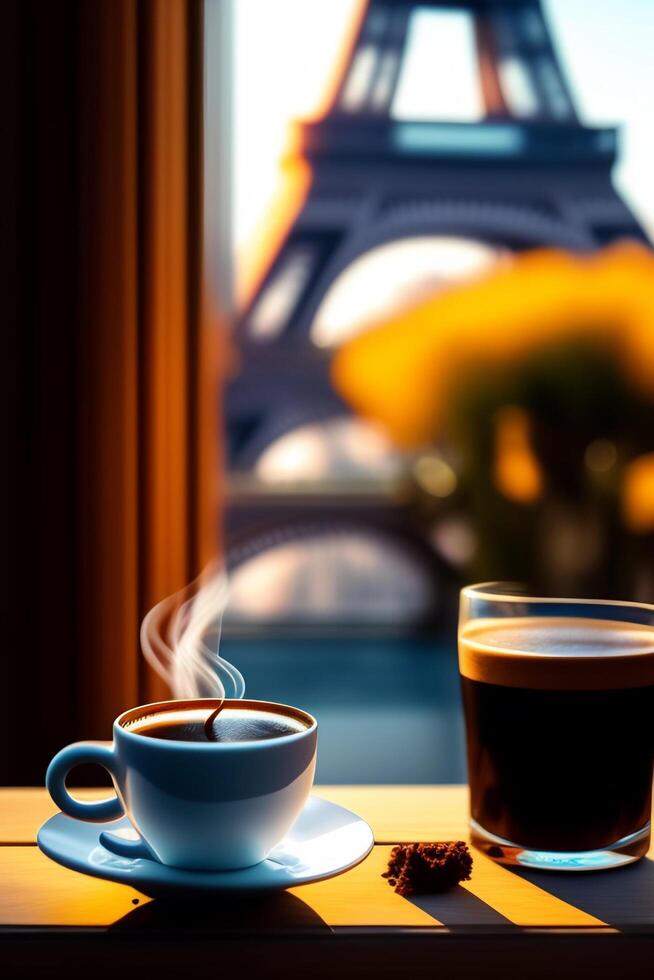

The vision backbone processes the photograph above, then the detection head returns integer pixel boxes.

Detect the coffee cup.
[46,698,317,871]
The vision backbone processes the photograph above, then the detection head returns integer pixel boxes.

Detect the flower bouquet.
[332,244,654,600]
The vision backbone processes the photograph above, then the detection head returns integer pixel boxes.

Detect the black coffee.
[459,617,654,852]
[124,707,308,743]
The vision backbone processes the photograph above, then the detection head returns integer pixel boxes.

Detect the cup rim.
[461,581,654,614]
[115,698,317,749]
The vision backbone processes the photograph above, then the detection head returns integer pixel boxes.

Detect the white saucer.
[37,796,374,898]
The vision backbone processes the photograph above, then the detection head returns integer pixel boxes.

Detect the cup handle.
[46,742,124,822]
[46,741,161,862]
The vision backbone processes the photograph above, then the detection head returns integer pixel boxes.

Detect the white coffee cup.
[46,698,318,871]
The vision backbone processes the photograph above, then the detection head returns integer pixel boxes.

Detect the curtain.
[9,0,222,783]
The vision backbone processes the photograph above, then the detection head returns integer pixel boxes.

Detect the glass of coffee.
[459,583,654,871]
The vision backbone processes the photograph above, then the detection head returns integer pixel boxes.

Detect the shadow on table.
[109,891,331,935]
[406,886,516,931]
[506,857,654,930]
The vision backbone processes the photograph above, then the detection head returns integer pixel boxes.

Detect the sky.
[232,0,654,257]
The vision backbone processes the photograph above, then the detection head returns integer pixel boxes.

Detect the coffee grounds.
[382,842,473,896]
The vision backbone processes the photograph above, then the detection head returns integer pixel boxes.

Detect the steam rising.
[141,565,245,700]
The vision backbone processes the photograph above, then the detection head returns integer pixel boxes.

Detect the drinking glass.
[459,583,654,871]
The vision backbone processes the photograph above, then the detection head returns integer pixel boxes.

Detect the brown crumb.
[382,842,473,896]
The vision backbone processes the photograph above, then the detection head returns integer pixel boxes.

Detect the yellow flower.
[331,243,654,448]
[622,453,654,534]
[493,406,543,504]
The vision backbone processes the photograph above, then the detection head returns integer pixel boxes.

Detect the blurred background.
[9,0,653,784]
[218,0,654,783]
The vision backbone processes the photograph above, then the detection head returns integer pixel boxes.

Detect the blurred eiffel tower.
[224,0,648,623]
[229,0,646,466]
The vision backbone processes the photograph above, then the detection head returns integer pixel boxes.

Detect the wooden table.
[1,786,652,978]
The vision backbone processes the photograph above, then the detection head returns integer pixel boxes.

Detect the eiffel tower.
[224,0,647,617]
[228,0,646,472]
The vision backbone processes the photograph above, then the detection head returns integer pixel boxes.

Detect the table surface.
[2,786,653,977]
